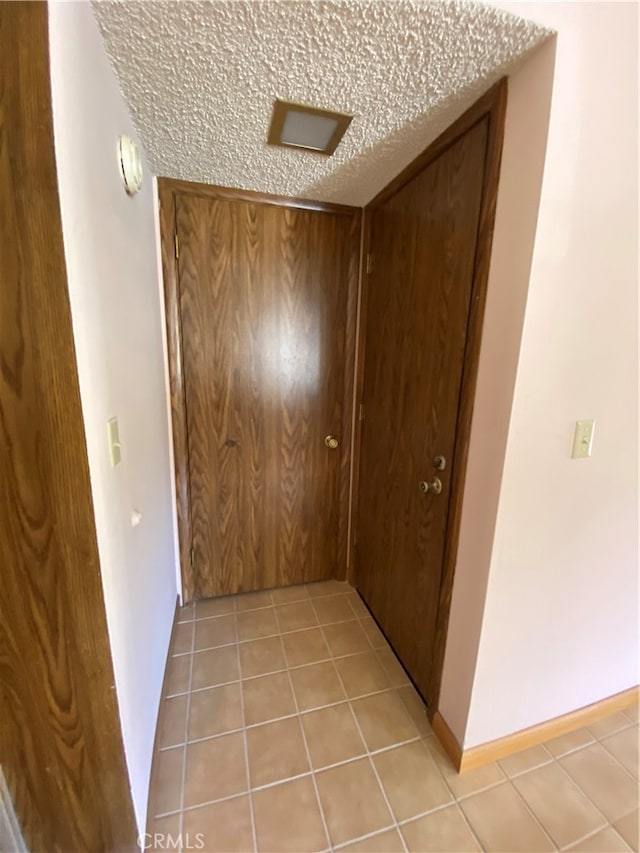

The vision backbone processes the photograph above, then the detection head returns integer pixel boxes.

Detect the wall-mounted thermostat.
[118,134,143,195]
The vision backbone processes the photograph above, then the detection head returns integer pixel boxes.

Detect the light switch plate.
[107,416,121,467]
[572,419,595,459]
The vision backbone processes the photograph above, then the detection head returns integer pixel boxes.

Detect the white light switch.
[572,419,595,459]
[107,416,121,467]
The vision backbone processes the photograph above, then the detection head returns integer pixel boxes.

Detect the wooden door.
[0,4,136,849]
[356,117,492,703]
[175,192,359,598]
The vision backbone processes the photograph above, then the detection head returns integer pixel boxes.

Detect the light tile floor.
[147,581,639,853]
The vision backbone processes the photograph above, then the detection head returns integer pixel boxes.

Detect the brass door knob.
[325,435,339,450]
[419,477,442,495]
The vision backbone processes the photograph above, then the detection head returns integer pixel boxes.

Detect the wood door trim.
[1,4,136,848]
[159,177,360,217]
[158,180,195,601]
[352,79,508,710]
[158,178,361,600]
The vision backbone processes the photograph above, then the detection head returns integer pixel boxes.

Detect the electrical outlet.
[572,419,595,459]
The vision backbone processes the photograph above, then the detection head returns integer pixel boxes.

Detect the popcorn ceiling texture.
[93,1,551,206]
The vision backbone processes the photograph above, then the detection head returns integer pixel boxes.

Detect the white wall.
[441,1,639,748]
[48,2,178,832]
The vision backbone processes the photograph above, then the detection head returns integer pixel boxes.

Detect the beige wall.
[441,1,638,747]
[49,2,179,831]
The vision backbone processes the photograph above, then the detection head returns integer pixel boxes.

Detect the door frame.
[157,179,361,601]
[350,80,508,712]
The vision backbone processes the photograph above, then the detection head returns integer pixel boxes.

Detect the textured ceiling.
[93,1,551,206]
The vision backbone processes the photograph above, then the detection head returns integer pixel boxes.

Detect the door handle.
[325,435,339,450]
[419,477,442,495]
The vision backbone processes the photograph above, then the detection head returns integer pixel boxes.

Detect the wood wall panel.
[0,4,136,850]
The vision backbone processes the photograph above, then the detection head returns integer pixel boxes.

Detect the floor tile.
[184,732,247,808]
[340,828,405,852]
[290,660,346,711]
[560,742,639,821]
[182,795,254,852]
[352,690,419,752]
[164,653,191,697]
[194,614,237,650]
[157,695,188,749]
[544,727,595,757]
[282,627,331,668]
[334,651,390,699]
[602,726,640,779]
[252,776,328,852]
[360,617,387,650]
[587,711,633,740]
[192,646,239,690]
[312,594,357,626]
[177,603,195,622]
[234,589,274,612]
[498,744,553,778]
[613,809,639,850]
[239,635,286,679]
[172,621,194,655]
[512,761,606,848]
[424,735,506,799]
[375,646,409,686]
[566,826,631,851]
[196,596,235,619]
[188,683,243,741]
[397,685,432,736]
[149,813,180,848]
[276,600,318,632]
[270,584,311,605]
[324,620,371,657]
[246,716,310,787]
[373,740,452,821]
[460,782,554,851]
[307,579,350,598]
[301,703,367,769]
[236,607,278,641]
[151,746,184,816]
[401,804,481,852]
[623,705,639,724]
[316,758,393,846]
[346,591,370,619]
[242,671,296,726]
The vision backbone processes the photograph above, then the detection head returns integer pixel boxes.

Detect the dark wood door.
[356,119,489,701]
[176,193,359,598]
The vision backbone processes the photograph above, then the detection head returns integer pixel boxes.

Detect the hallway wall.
[442,1,638,748]
[48,2,178,832]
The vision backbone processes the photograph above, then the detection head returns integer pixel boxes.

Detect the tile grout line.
[234,616,258,853]
[171,614,367,657]
[315,616,411,853]
[176,616,195,842]
[179,586,352,623]
[154,731,430,819]
[272,600,334,853]
[558,822,629,852]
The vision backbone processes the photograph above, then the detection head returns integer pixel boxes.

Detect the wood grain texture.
[355,119,489,705]
[0,4,136,850]
[174,191,360,598]
[160,177,358,217]
[428,80,508,710]
[158,181,195,601]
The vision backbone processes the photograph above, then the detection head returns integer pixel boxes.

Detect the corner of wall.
[438,35,557,745]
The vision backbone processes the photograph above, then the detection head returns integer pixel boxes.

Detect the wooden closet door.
[356,119,489,701]
[176,194,358,598]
